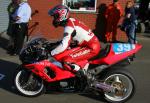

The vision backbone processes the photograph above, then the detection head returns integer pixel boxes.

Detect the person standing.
[7,0,18,53]
[124,0,137,44]
[11,0,31,55]
[105,0,123,42]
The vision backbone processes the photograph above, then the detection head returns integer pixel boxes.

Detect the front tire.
[14,69,45,97]
[100,68,136,103]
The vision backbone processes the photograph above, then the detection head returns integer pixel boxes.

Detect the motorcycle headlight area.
[20,43,48,63]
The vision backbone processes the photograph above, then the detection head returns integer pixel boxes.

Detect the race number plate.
[113,43,135,54]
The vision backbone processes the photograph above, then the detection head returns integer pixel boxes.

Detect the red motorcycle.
[14,37,142,103]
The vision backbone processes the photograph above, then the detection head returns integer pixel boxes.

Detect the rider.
[48,5,101,76]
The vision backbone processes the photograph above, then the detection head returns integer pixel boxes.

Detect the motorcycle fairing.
[90,43,142,65]
[24,60,75,82]
[23,42,142,83]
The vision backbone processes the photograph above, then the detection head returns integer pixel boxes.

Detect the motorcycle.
[14,36,142,103]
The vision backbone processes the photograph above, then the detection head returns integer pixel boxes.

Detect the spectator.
[11,0,31,55]
[7,0,18,53]
[124,0,137,44]
[105,0,123,42]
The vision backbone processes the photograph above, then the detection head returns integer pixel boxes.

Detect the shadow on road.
[143,34,150,38]
[0,59,19,94]
[0,36,9,50]
[79,93,106,102]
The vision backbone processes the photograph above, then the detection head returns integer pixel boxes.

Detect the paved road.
[0,35,150,103]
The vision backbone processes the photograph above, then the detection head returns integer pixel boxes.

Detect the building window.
[63,0,97,13]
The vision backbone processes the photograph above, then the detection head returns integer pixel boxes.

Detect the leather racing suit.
[51,18,101,71]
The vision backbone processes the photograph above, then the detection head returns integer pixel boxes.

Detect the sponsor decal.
[0,73,5,81]
[34,61,50,66]
[70,49,90,58]
[113,43,135,54]
[34,61,62,68]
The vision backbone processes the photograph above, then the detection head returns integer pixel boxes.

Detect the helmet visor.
[48,6,58,16]
[48,9,54,16]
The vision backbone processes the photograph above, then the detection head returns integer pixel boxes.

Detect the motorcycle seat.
[90,43,110,60]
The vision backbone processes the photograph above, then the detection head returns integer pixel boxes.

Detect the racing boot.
[71,64,89,91]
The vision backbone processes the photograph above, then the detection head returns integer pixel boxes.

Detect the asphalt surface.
[0,34,150,103]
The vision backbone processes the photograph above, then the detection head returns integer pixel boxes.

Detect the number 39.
[117,44,131,52]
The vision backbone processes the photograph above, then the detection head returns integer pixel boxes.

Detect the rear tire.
[14,68,45,97]
[99,68,136,103]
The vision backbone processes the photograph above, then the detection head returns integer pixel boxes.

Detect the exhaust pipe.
[94,82,114,92]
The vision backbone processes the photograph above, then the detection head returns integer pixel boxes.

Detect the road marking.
[0,73,5,81]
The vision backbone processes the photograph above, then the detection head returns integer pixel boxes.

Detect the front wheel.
[100,68,136,103]
[14,68,45,97]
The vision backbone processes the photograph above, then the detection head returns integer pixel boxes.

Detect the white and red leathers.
[51,18,101,70]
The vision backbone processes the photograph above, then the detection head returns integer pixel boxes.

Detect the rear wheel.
[14,69,45,97]
[100,68,136,103]
[137,22,146,33]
